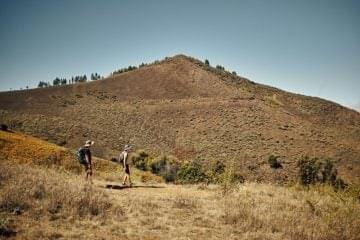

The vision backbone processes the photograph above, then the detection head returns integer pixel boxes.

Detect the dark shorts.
[124,164,130,174]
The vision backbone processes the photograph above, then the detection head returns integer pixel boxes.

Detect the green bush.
[177,161,207,184]
[320,159,336,184]
[219,165,245,195]
[268,155,282,169]
[220,167,245,185]
[207,160,226,183]
[297,156,321,186]
[131,150,150,171]
[149,155,179,182]
[297,156,346,189]
[130,151,180,182]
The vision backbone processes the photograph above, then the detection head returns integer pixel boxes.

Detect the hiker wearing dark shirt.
[119,145,132,186]
[83,140,94,184]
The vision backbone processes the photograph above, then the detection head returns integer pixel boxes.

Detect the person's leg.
[128,174,132,186]
[88,169,93,184]
[122,174,127,185]
[125,165,131,186]
[85,164,89,180]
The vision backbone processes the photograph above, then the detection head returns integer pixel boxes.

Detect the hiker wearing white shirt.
[119,145,132,186]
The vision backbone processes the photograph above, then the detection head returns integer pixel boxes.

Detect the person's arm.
[123,152,128,168]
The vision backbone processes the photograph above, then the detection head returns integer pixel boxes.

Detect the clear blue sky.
[0,0,359,109]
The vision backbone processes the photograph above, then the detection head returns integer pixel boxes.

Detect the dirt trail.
[94,179,215,203]
[90,179,225,240]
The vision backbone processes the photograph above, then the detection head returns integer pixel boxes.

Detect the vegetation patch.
[177,161,207,184]
[297,156,346,189]
[0,124,8,131]
[268,155,283,169]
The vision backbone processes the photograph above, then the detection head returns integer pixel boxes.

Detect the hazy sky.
[0,0,359,109]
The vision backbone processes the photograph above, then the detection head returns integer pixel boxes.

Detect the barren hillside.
[1,55,359,182]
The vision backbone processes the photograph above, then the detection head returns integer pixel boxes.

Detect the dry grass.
[0,163,126,239]
[1,131,359,239]
[0,164,117,219]
[0,162,359,239]
[0,130,157,184]
[220,183,360,240]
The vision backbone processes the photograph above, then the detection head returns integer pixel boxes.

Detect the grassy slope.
[1,163,359,239]
[0,131,359,239]
[0,130,162,183]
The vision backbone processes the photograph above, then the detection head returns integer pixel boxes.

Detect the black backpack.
[77,147,87,165]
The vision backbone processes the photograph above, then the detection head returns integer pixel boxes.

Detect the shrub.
[149,156,166,174]
[204,59,210,66]
[177,161,207,184]
[216,65,225,71]
[212,160,226,175]
[207,160,226,183]
[297,156,346,189]
[297,156,321,186]
[219,165,245,195]
[0,217,16,238]
[131,150,150,171]
[268,155,282,169]
[0,124,8,131]
[149,155,179,182]
[319,159,346,189]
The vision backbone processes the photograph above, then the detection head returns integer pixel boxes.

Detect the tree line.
[37,73,103,88]
[18,56,239,91]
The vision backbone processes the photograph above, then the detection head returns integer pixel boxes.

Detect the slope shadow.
[102,184,164,190]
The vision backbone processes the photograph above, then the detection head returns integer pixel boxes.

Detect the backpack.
[76,147,87,165]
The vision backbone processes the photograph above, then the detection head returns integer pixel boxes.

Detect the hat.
[124,144,131,151]
[85,140,94,147]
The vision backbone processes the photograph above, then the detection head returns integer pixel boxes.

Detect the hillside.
[0,130,161,183]
[0,131,359,239]
[1,54,360,183]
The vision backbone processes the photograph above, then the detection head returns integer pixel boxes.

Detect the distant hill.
[1,54,359,182]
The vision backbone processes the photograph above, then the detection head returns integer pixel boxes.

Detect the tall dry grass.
[220,183,360,240]
[0,163,123,221]
[0,161,359,239]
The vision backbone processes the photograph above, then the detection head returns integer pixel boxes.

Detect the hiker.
[119,145,132,186]
[77,140,95,184]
